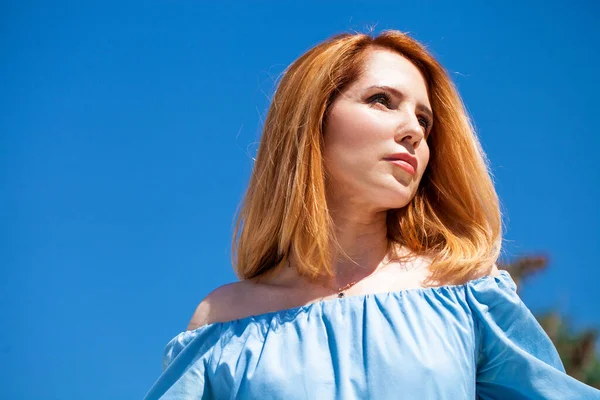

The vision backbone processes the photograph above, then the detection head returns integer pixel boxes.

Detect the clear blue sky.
[2,1,598,399]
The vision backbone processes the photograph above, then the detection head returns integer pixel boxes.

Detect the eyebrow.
[365,85,434,122]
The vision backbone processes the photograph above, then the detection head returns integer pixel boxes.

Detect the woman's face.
[323,48,432,212]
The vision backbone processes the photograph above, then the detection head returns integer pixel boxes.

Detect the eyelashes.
[367,92,432,133]
[368,92,393,107]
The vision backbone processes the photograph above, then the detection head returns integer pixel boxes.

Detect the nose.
[394,111,425,148]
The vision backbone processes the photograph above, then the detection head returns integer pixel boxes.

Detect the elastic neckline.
[181,269,512,336]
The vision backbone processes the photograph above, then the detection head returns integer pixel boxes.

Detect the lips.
[383,152,418,173]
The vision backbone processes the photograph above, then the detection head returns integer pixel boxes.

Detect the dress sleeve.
[466,270,600,399]
[143,324,223,400]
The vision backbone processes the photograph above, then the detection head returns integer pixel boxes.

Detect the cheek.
[324,107,388,154]
[324,115,369,175]
[420,146,431,173]
[323,112,391,191]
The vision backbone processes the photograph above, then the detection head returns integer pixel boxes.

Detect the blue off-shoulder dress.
[144,270,600,399]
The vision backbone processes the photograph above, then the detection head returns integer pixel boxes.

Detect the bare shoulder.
[460,262,503,284]
[472,262,502,281]
[186,280,257,331]
[488,262,502,277]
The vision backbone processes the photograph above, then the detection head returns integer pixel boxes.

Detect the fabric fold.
[143,270,600,399]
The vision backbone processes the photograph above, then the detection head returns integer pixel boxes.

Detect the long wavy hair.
[231,30,504,286]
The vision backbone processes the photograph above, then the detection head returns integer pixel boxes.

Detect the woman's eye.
[368,93,392,108]
[418,116,431,131]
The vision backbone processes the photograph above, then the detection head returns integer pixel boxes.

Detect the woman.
[144,31,600,399]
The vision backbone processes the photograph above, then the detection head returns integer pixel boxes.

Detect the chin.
[376,195,413,210]
[388,191,417,209]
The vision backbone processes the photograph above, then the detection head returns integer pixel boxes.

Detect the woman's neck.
[291,209,394,289]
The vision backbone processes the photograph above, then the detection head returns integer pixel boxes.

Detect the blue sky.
[2,1,598,399]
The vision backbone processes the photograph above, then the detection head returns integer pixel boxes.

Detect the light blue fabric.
[144,270,600,399]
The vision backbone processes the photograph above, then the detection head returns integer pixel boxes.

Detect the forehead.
[351,49,430,100]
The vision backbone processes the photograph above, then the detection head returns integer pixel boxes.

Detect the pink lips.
[383,152,418,175]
